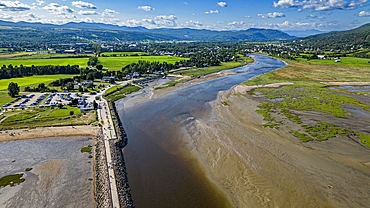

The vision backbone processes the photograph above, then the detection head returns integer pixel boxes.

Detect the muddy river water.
[117,55,286,207]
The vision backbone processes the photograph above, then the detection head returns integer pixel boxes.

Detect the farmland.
[308,57,370,65]
[0,74,74,91]
[0,55,188,70]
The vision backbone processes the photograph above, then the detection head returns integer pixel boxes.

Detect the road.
[97,95,119,208]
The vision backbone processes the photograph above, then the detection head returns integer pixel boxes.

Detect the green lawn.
[0,92,21,106]
[309,57,370,65]
[0,105,94,130]
[0,74,75,91]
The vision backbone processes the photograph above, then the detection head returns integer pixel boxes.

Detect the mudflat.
[0,136,94,208]
[181,87,370,207]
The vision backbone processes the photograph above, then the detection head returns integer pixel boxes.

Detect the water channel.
[117,55,286,207]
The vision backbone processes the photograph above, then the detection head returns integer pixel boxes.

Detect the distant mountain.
[283,29,327,37]
[298,23,370,47]
[0,20,295,43]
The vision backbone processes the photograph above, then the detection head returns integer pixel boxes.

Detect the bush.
[69,111,74,116]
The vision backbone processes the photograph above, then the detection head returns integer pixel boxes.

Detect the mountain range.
[0,20,294,43]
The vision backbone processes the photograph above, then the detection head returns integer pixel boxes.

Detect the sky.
[1,0,370,31]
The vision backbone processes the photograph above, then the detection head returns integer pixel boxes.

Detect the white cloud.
[142,18,156,24]
[72,1,96,9]
[357,10,370,16]
[0,13,13,20]
[217,1,227,7]
[78,10,98,15]
[0,1,31,12]
[183,20,203,28]
[126,19,142,26]
[98,18,120,25]
[244,15,251,18]
[101,8,118,17]
[155,15,177,21]
[34,0,44,6]
[273,0,368,11]
[184,2,188,4]
[258,12,285,18]
[138,6,155,11]
[205,10,219,14]
[43,3,75,15]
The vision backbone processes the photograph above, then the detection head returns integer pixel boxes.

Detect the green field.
[0,74,74,91]
[98,56,188,70]
[0,55,188,70]
[105,84,141,101]
[101,52,148,56]
[309,57,370,65]
[0,105,96,130]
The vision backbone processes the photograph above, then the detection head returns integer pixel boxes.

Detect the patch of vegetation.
[80,146,92,154]
[154,78,191,90]
[88,178,93,181]
[355,132,370,147]
[88,155,92,158]
[0,173,25,188]
[105,84,140,102]
[174,61,245,77]
[25,168,32,171]
[221,101,229,106]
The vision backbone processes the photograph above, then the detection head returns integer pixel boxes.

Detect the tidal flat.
[0,136,94,208]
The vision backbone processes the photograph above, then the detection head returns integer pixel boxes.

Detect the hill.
[298,23,370,48]
[0,20,294,44]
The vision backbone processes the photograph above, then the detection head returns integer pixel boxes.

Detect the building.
[317,55,326,59]
[102,76,116,82]
[64,49,77,54]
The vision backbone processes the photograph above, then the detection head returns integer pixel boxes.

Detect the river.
[117,55,286,207]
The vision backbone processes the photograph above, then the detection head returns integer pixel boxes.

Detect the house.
[317,55,326,59]
[133,72,140,77]
[335,60,341,62]
[64,49,77,54]
[81,80,93,87]
[102,76,116,82]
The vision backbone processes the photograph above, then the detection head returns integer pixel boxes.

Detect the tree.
[66,82,74,90]
[8,82,19,97]
[69,98,79,106]
[57,103,63,109]
[87,56,98,66]
[87,72,95,81]
[78,85,83,92]
[96,64,103,70]
[109,78,115,84]
[69,111,74,116]
[87,82,94,89]
[93,100,98,109]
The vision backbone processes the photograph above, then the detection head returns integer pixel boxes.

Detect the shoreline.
[0,125,99,143]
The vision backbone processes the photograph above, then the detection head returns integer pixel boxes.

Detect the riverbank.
[0,125,99,142]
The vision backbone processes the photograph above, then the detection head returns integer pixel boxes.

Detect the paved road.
[98,96,119,208]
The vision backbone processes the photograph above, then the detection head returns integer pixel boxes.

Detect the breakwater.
[108,100,134,207]
[94,129,112,208]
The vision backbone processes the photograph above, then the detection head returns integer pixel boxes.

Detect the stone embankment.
[109,100,134,207]
[94,128,113,208]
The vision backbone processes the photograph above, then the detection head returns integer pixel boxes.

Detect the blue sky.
[1,0,370,31]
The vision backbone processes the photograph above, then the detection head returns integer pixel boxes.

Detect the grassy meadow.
[0,74,74,91]
[308,57,370,65]
[0,54,188,70]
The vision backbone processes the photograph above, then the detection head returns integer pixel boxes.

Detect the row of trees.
[0,65,80,79]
